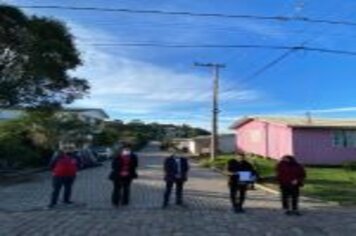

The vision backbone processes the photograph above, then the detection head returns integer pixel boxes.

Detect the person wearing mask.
[276,155,306,216]
[226,154,257,213]
[110,146,138,207]
[48,149,78,208]
[162,152,189,208]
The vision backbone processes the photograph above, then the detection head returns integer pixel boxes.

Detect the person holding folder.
[226,154,257,213]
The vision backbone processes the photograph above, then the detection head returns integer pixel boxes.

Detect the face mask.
[122,150,131,156]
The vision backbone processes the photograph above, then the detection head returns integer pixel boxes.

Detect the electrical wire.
[15,5,356,28]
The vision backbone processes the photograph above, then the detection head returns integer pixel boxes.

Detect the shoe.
[292,210,302,216]
[63,201,74,204]
[233,207,243,214]
[285,210,293,215]
[47,204,55,209]
[162,204,168,209]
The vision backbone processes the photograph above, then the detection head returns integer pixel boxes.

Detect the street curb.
[0,167,48,178]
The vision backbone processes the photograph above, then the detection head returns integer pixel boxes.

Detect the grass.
[200,154,356,205]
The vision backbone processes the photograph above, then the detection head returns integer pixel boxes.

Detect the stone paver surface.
[0,142,355,235]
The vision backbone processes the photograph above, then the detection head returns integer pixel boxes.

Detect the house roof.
[230,116,356,129]
[63,108,110,119]
[0,107,110,119]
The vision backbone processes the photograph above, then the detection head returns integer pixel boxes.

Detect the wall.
[219,135,235,153]
[293,128,356,165]
[236,120,293,161]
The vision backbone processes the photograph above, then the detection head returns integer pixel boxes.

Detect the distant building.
[231,116,356,165]
[172,134,235,155]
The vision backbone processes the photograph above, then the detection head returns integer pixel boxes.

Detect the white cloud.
[69,23,259,119]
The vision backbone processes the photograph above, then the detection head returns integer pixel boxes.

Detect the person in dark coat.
[226,154,257,213]
[162,153,189,208]
[276,155,306,216]
[48,149,78,208]
[110,146,138,207]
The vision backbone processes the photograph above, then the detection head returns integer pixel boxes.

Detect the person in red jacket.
[109,146,138,207]
[48,149,78,208]
[276,155,306,216]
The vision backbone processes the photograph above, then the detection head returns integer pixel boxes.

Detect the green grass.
[201,155,356,205]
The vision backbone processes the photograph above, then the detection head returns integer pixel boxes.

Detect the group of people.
[226,155,306,215]
[48,146,306,216]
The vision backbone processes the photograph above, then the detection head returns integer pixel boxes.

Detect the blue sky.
[3,0,356,132]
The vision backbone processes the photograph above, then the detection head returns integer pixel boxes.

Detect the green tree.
[93,127,120,146]
[0,5,89,107]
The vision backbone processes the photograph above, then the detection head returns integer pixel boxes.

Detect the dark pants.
[163,180,184,206]
[50,176,75,206]
[280,185,300,211]
[112,177,132,206]
[229,183,248,210]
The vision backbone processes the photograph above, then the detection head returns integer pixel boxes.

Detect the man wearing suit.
[162,153,189,208]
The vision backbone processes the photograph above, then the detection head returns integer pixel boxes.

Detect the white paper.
[237,171,253,182]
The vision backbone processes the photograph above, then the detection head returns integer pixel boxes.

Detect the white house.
[173,134,236,155]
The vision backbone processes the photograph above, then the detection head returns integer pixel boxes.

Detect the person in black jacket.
[109,146,138,207]
[226,154,257,213]
[162,153,189,208]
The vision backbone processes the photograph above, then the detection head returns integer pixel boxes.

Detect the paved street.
[0,142,356,236]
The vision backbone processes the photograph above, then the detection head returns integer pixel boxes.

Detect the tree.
[0,5,89,107]
[93,127,120,146]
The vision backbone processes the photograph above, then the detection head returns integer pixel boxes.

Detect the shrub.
[0,137,41,169]
[343,161,356,171]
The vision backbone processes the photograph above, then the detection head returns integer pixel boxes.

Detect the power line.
[15,5,356,28]
[82,42,356,56]
[220,50,295,94]
[222,3,355,93]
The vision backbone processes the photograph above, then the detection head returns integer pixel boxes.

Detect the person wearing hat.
[162,150,189,208]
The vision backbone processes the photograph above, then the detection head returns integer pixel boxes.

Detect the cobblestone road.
[0,143,355,235]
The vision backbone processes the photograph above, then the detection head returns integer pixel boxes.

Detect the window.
[333,130,356,148]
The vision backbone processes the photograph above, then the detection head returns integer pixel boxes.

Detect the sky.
[2,0,356,132]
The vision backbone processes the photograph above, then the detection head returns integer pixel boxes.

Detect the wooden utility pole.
[194,63,225,161]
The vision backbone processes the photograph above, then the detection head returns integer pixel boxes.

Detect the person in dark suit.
[162,153,189,208]
[109,146,138,207]
[226,154,257,213]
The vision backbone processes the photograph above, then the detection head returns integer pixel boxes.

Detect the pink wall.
[235,120,293,161]
[293,129,356,165]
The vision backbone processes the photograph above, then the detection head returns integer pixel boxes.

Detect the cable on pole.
[15,5,356,27]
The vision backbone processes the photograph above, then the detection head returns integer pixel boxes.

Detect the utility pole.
[194,62,225,162]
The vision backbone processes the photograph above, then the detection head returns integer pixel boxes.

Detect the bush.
[200,156,233,170]
[0,137,42,169]
[343,161,356,171]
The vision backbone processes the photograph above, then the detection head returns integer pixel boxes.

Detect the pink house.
[231,117,356,165]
